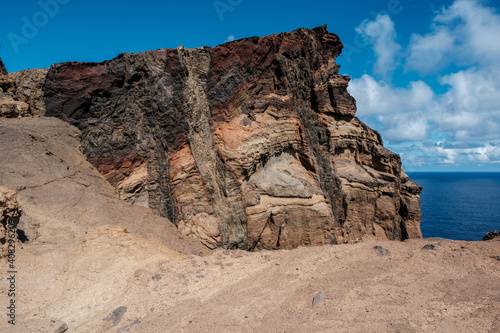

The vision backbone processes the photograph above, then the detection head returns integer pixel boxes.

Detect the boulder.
[483,230,500,241]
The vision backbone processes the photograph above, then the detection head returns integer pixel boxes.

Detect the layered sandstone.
[3,26,421,250]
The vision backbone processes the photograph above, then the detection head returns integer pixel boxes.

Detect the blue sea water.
[407,172,500,241]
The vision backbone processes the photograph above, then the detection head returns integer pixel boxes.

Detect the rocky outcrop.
[9,68,49,116]
[483,230,500,241]
[0,57,47,117]
[0,187,21,258]
[40,25,421,249]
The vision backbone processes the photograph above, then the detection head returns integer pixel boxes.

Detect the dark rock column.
[178,47,248,249]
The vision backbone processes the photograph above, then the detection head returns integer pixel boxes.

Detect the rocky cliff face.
[30,26,419,249]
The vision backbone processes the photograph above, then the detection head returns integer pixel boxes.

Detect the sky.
[1,0,500,172]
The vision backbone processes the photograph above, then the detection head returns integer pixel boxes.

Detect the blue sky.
[1,0,500,171]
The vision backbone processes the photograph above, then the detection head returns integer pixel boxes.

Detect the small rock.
[312,291,326,307]
[55,323,68,333]
[104,306,127,327]
[483,230,500,241]
[422,244,436,250]
[373,245,392,256]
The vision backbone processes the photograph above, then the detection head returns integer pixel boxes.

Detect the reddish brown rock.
[88,153,148,206]
[41,26,422,249]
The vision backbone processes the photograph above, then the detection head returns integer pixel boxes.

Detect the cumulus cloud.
[429,142,500,165]
[355,14,402,78]
[405,28,455,74]
[406,0,500,73]
[349,75,434,116]
[348,0,500,169]
[436,66,500,140]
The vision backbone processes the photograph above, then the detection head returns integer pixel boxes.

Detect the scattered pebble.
[373,245,392,256]
[55,323,68,333]
[312,291,326,307]
[104,306,127,327]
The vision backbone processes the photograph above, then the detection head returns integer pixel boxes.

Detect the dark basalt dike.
[8,26,422,250]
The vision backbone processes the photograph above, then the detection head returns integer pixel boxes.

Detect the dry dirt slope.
[0,117,499,333]
[0,117,208,255]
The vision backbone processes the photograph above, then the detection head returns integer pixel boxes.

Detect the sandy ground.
[1,232,499,333]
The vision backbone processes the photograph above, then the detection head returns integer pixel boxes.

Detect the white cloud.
[405,28,455,74]
[349,75,434,116]
[224,35,235,43]
[394,141,500,170]
[349,0,500,170]
[380,115,429,142]
[436,67,500,140]
[433,143,500,164]
[355,14,401,77]
[406,0,500,73]
[348,75,434,142]
[350,68,500,143]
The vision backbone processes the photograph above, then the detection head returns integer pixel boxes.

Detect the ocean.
[407,172,500,241]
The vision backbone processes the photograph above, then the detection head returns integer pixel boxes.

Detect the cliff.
[1,29,499,333]
[0,119,498,333]
[6,26,421,250]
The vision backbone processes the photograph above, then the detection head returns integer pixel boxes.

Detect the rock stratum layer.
[7,26,421,250]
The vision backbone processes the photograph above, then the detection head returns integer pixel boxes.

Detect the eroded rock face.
[0,57,47,117]
[42,26,422,249]
[0,187,21,258]
[9,68,49,116]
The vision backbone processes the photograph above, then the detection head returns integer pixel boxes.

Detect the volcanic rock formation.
[2,25,422,250]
